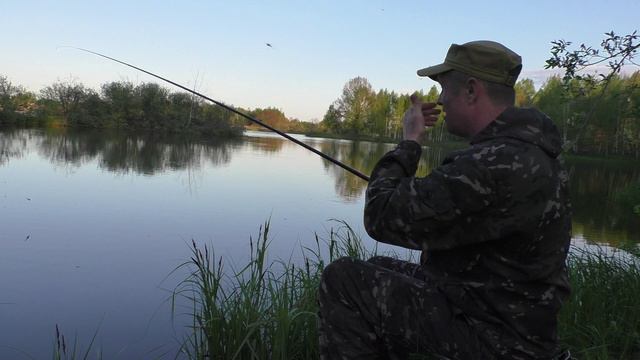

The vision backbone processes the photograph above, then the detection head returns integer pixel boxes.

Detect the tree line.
[0,76,244,137]
[2,71,639,158]
[319,72,640,158]
[318,76,451,144]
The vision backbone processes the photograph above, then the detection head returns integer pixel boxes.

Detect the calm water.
[1,128,638,358]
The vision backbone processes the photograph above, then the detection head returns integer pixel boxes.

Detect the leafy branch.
[544,31,640,151]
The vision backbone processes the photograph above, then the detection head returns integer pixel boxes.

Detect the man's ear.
[465,78,480,103]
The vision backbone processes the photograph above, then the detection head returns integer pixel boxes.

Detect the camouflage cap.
[417,41,522,86]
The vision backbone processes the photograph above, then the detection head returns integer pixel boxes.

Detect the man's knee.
[366,255,393,267]
[320,256,359,288]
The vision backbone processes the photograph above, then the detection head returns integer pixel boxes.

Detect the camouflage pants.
[317,256,490,360]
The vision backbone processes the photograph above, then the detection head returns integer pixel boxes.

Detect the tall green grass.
[559,247,640,359]
[51,220,639,359]
[172,220,371,360]
[174,221,640,360]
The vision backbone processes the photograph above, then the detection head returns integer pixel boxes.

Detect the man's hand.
[402,93,441,143]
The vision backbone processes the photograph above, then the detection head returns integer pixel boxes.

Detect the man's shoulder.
[445,138,524,165]
[442,137,561,187]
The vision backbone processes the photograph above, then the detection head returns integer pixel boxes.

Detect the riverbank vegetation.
[314,70,640,158]
[43,220,640,359]
[2,68,638,157]
[170,221,640,360]
[0,76,243,137]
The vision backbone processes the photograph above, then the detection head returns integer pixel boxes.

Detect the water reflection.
[567,158,640,247]
[318,140,390,200]
[311,139,639,245]
[313,140,449,200]
[1,129,638,245]
[0,128,242,174]
[245,135,286,154]
[0,128,27,165]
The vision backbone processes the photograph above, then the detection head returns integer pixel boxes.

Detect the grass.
[52,324,101,360]
[171,220,370,360]
[173,221,640,360]
[559,246,640,359]
[51,220,640,359]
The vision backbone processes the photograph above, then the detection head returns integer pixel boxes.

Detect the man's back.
[418,107,572,357]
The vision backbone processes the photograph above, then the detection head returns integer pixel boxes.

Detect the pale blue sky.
[2,0,639,121]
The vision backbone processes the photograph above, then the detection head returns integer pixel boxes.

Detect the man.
[318,41,572,359]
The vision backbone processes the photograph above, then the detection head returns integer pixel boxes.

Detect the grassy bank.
[171,221,365,360]
[559,246,640,359]
[171,221,640,360]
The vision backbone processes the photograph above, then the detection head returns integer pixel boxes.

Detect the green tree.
[534,76,572,143]
[337,77,374,135]
[515,78,536,107]
[0,75,22,106]
[168,92,197,129]
[135,83,169,130]
[545,30,640,152]
[101,81,136,127]
[368,89,393,137]
[0,75,15,123]
[40,79,91,124]
[321,103,342,133]
[621,71,640,157]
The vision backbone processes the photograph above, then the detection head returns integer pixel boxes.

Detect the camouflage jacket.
[364,107,572,359]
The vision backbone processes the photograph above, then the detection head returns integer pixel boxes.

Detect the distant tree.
[0,75,19,123]
[337,77,374,134]
[101,81,136,127]
[74,91,105,127]
[625,72,640,157]
[0,75,22,102]
[168,92,197,129]
[251,107,289,130]
[40,79,91,124]
[0,75,27,115]
[515,78,536,107]
[535,76,571,141]
[368,89,393,137]
[392,94,412,139]
[321,103,342,133]
[135,83,169,129]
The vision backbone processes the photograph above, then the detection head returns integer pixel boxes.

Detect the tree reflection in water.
[1,128,638,246]
[17,128,243,175]
[567,157,640,247]
[0,128,27,166]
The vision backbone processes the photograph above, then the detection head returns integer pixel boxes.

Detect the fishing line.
[59,46,370,181]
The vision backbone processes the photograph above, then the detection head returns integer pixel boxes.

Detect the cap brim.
[417,63,452,80]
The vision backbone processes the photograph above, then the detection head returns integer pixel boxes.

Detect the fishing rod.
[66,47,370,182]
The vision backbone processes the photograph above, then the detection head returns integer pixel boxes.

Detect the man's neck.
[468,104,509,138]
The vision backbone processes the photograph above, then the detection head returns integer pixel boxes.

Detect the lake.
[1,128,638,359]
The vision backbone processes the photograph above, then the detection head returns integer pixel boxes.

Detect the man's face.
[437,73,471,138]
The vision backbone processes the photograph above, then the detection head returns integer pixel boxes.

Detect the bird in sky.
[266,43,274,48]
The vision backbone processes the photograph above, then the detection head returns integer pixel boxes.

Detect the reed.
[52,324,101,360]
[175,221,640,359]
[172,220,371,359]
[559,246,640,359]
[55,220,638,359]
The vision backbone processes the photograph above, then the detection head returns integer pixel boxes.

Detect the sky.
[1,0,639,121]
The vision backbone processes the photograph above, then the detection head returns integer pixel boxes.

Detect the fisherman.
[318,41,572,359]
